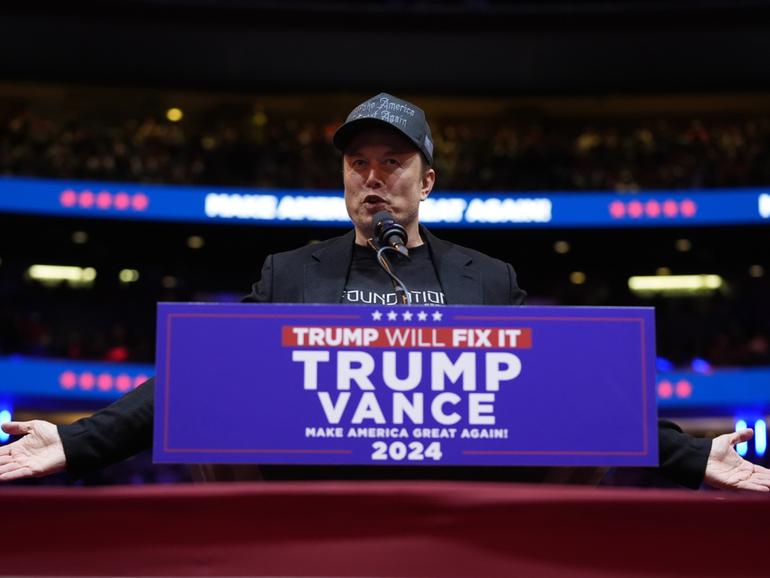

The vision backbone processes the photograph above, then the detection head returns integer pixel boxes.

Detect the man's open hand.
[704,428,770,492]
[0,420,66,481]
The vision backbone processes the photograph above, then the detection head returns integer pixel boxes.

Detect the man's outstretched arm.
[0,378,155,480]
[659,420,770,491]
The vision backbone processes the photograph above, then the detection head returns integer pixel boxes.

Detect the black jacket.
[60,228,710,487]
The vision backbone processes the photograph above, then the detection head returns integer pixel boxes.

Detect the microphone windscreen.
[373,211,409,256]
[373,211,394,234]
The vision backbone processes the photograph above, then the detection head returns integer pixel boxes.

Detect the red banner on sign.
[282,326,533,349]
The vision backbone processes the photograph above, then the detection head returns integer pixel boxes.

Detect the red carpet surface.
[1,481,768,578]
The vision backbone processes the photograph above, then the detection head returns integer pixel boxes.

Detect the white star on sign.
[371,310,382,321]
[432,311,443,321]
[402,311,413,321]
[387,310,398,321]
[417,311,428,321]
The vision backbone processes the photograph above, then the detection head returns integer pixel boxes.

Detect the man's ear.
[421,168,436,201]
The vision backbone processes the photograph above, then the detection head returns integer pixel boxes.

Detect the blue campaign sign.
[153,303,658,467]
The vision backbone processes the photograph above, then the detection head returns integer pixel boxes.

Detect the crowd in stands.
[0,289,156,364]
[653,297,770,368]
[1,101,769,192]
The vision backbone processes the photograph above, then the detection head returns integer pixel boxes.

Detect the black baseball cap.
[333,92,434,165]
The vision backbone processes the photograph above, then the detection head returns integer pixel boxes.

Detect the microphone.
[373,211,409,257]
[370,211,411,304]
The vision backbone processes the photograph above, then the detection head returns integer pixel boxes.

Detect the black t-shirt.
[341,243,446,305]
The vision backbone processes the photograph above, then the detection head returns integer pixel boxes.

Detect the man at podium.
[1,93,769,491]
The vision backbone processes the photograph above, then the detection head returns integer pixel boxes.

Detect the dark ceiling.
[2,1,770,95]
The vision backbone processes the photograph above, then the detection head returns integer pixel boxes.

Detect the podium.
[154,303,658,468]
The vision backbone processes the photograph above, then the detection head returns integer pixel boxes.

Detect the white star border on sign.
[402,311,413,321]
[371,310,383,321]
[417,311,428,321]
[432,311,443,321]
[387,310,399,321]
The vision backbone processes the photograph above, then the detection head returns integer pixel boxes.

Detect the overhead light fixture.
[569,271,586,285]
[628,274,724,296]
[675,239,692,252]
[252,110,268,127]
[27,265,97,288]
[119,269,140,283]
[187,235,205,249]
[162,275,178,289]
[166,107,183,122]
[553,240,570,254]
[749,265,764,278]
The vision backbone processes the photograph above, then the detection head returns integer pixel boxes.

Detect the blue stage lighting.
[656,357,673,372]
[735,419,748,457]
[754,419,767,457]
[0,409,11,443]
[691,357,712,374]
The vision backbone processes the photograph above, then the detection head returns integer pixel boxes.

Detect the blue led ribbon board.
[0,176,768,228]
